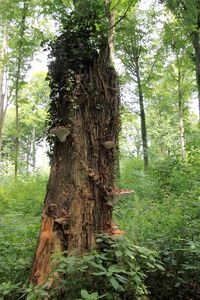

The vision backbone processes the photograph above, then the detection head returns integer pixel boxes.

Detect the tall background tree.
[160,0,200,122]
[0,0,52,177]
[2,72,49,173]
[116,4,163,169]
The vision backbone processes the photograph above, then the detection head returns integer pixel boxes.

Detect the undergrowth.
[25,235,163,300]
[115,154,200,299]
[0,152,200,299]
[0,176,47,299]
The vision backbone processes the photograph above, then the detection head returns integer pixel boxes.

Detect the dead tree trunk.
[31,32,120,284]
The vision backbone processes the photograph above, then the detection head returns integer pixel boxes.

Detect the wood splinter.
[111,189,134,196]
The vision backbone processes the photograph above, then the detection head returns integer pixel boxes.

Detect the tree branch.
[108,0,135,31]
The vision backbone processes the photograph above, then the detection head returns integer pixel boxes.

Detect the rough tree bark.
[31,14,120,285]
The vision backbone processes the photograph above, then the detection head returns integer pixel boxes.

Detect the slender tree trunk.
[177,67,186,160]
[0,76,4,155]
[14,72,20,179]
[14,0,28,179]
[192,29,200,122]
[25,142,32,175]
[32,126,36,172]
[136,63,148,170]
[31,46,120,286]
[105,0,115,63]
[0,97,9,157]
[0,28,7,155]
[135,127,141,157]
[26,151,29,175]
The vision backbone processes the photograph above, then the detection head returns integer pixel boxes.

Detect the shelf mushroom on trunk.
[49,126,71,142]
[103,140,115,150]
[107,188,134,207]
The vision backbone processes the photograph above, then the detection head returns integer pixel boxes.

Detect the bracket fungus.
[50,126,71,142]
[103,140,115,150]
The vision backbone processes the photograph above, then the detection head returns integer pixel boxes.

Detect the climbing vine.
[45,0,111,153]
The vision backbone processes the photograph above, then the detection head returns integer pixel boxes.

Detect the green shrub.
[25,235,163,300]
[115,155,200,299]
[150,154,200,199]
[118,157,158,200]
[146,239,200,299]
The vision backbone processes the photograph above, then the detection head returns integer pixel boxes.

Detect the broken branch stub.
[50,126,71,142]
[106,189,134,207]
[111,189,134,197]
